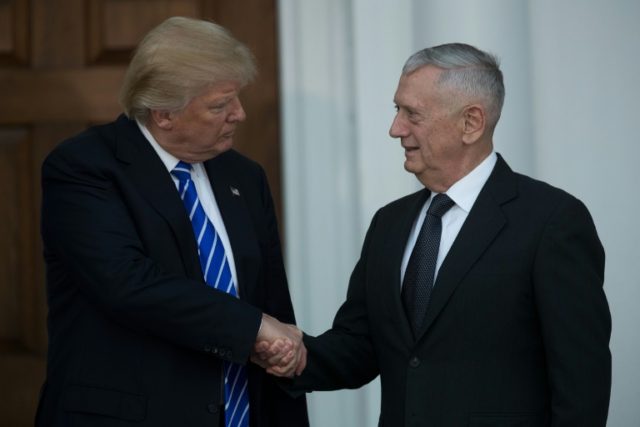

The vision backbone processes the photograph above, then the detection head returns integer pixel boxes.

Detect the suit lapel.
[204,156,259,303]
[112,115,202,281]
[415,155,517,341]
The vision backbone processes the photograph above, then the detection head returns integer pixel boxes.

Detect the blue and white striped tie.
[172,161,250,427]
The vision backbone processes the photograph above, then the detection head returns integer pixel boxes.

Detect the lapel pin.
[230,186,241,196]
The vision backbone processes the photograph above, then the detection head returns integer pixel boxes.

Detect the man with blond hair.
[36,17,308,427]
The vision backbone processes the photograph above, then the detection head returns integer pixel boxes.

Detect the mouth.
[220,131,235,140]
[403,145,419,154]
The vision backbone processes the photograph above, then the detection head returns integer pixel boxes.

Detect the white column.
[278,1,366,426]
[278,1,414,425]
[350,2,416,421]
[352,0,419,229]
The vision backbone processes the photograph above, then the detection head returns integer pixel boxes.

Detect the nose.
[228,97,246,122]
[389,114,408,138]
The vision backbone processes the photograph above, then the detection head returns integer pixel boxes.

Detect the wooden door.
[0,1,281,425]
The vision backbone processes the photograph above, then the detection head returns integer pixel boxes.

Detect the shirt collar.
[444,151,497,213]
[136,120,181,173]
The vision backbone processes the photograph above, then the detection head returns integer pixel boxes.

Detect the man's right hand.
[251,313,307,378]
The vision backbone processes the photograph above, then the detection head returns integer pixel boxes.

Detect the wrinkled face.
[164,80,246,162]
[389,66,464,187]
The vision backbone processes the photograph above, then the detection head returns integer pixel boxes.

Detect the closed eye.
[210,102,227,111]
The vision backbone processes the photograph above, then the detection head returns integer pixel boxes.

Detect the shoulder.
[489,155,587,217]
[489,166,596,238]
[42,120,121,184]
[380,189,426,212]
[368,189,427,226]
[44,120,118,167]
[512,171,587,216]
[516,172,573,200]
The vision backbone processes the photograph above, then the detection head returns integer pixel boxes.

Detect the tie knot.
[427,193,455,218]
[171,161,193,183]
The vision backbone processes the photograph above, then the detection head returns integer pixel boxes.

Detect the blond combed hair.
[119,16,257,123]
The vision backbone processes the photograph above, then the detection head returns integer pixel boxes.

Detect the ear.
[460,104,485,144]
[149,109,174,130]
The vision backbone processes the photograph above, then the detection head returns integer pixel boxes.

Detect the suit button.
[409,356,420,368]
[207,403,220,414]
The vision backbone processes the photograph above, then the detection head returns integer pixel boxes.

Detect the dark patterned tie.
[171,161,249,427]
[402,193,455,335]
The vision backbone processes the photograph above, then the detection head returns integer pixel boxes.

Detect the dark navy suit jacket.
[36,115,308,426]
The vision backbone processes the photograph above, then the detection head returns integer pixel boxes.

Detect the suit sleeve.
[533,196,611,426]
[41,146,262,364]
[292,212,381,391]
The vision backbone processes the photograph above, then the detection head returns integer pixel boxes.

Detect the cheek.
[206,116,226,134]
[414,128,435,152]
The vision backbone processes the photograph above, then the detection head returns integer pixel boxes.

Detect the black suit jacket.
[36,115,308,426]
[295,155,611,427]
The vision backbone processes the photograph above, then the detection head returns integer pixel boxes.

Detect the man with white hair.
[258,43,611,427]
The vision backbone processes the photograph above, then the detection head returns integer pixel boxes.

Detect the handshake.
[251,313,307,378]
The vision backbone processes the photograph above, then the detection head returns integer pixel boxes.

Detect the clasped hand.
[251,313,307,378]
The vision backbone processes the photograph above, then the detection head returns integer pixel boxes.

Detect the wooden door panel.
[0,342,46,427]
[0,0,29,66]
[215,0,283,217]
[0,128,30,341]
[0,1,280,425]
[87,0,215,63]
[0,68,126,123]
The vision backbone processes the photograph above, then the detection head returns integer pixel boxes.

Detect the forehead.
[196,80,242,101]
[394,66,442,106]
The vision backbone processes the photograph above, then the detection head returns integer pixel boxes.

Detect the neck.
[419,144,493,192]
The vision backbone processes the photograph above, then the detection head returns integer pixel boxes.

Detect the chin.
[211,139,234,155]
[404,160,420,174]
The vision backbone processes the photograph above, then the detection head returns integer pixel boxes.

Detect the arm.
[42,146,263,364]
[262,211,383,390]
[533,196,611,426]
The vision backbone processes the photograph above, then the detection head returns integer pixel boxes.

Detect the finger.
[266,362,294,377]
[266,353,284,366]
[277,350,295,366]
[279,340,293,357]
[267,364,295,378]
[254,341,270,353]
[266,348,297,375]
[258,339,286,360]
[267,348,294,367]
[266,341,292,362]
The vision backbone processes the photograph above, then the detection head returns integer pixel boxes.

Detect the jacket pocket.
[62,384,147,421]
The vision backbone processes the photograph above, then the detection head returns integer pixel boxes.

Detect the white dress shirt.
[400,152,498,286]
[137,121,240,293]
